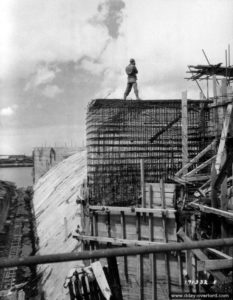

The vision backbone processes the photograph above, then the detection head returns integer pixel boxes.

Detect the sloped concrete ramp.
[33,149,86,299]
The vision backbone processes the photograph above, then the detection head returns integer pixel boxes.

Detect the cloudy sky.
[0,0,232,154]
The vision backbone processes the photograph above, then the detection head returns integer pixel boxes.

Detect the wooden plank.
[210,160,218,238]
[177,229,225,282]
[197,258,233,271]
[160,178,171,296]
[107,212,111,238]
[145,192,175,199]
[182,91,188,168]
[171,176,189,185]
[140,159,145,209]
[221,177,228,252]
[175,139,217,177]
[96,214,177,242]
[181,175,210,182]
[145,183,176,193]
[73,234,165,246]
[177,251,184,293]
[183,155,216,178]
[90,212,95,262]
[215,103,233,174]
[136,212,143,300]
[207,248,233,259]
[89,205,176,218]
[189,202,233,220]
[93,212,99,251]
[107,256,124,300]
[145,183,175,208]
[212,75,218,138]
[210,162,218,210]
[184,219,192,284]
[148,185,157,300]
[121,211,128,282]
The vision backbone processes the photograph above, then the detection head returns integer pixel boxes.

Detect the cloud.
[25,64,60,91]
[1,0,110,80]
[96,0,233,99]
[0,105,18,116]
[79,58,106,75]
[90,0,125,39]
[42,85,63,99]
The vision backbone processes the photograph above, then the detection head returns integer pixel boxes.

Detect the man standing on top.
[124,58,141,100]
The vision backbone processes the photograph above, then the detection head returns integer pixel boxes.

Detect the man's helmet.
[130,58,135,64]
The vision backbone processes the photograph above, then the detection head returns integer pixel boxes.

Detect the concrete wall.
[33,147,83,184]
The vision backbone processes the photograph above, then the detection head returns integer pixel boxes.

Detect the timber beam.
[197,258,233,271]
[177,229,225,282]
[189,202,233,220]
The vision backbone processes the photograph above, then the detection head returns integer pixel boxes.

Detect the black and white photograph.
[0,0,233,299]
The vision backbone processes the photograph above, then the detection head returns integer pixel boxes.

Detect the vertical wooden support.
[185,220,192,291]
[148,185,156,299]
[211,75,220,237]
[221,175,228,253]
[182,91,188,168]
[215,103,232,174]
[210,164,218,237]
[93,212,99,251]
[160,178,171,296]
[190,214,197,290]
[136,212,143,300]
[106,212,111,238]
[140,159,145,208]
[107,257,124,300]
[191,256,197,293]
[194,256,199,293]
[120,211,128,282]
[213,75,218,138]
[177,251,184,293]
[90,212,94,262]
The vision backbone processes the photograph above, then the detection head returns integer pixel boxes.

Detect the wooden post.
[213,75,218,137]
[177,251,184,293]
[140,159,145,208]
[136,212,143,300]
[93,212,99,251]
[178,229,226,283]
[160,178,171,296]
[17,290,25,300]
[149,185,157,299]
[120,211,128,282]
[182,91,188,168]
[210,76,218,216]
[215,102,232,174]
[185,220,193,291]
[107,212,111,238]
[107,257,124,300]
[221,171,228,253]
[210,163,218,238]
[90,212,94,262]
[182,90,192,285]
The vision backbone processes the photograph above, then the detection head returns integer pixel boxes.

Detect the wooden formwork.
[77,182,187,300]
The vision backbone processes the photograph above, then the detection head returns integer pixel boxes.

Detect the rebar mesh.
[86,99,211,206]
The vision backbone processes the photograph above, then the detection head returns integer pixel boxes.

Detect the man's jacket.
[125,64,138,83]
